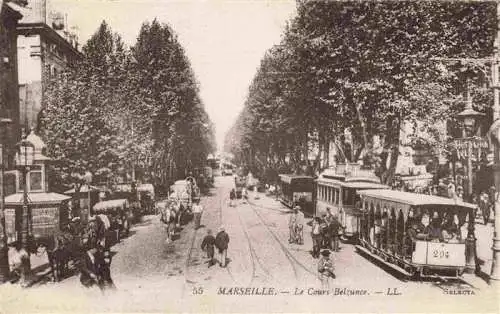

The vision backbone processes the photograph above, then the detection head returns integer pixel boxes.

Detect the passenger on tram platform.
[427,212,443,242]
[441,214,462,243]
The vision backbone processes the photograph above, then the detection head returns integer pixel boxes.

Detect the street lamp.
[15,130,35,286]
[456,87,484,274]
[456,87,485,198]
[0,117,12,283]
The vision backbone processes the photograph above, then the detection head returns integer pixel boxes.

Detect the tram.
[316,164,389,238]
[355,189,476,279]
[278,174,315,216]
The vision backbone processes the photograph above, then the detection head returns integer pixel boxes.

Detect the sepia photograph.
[0,0,499,313]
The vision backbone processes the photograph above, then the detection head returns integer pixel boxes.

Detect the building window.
[30,167,43,191]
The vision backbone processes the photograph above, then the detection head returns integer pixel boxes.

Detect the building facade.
[16,0,81,131]
[0,1,23,170]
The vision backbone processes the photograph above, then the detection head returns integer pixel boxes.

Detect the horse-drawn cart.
[93,199,132,241]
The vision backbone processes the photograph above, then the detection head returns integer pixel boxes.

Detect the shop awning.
[5,192,71,205]
[64,185,101,194]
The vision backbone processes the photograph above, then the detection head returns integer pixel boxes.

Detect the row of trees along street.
[224,1,496,185]
[39,20,216,197]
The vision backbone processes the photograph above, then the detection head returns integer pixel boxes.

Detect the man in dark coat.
[215,226,230,267]
[201,229,216,267]
[80,246,101,288]
[329,215,341,252]
[97,245,115,291]
[229,189,236,207]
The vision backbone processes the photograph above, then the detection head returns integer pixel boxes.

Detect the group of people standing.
[288,205,337,289]
[310,208,343,259]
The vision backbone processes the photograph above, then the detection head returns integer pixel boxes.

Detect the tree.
[132,19,215,188]
[226,1,496,185]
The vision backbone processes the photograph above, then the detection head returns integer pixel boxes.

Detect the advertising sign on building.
[32,207,59,238]
[4,208,16,244]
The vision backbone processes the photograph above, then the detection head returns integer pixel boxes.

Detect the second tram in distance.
[278,174,315,216]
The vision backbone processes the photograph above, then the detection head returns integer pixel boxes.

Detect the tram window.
[342,188,355,206]
[335,189,339,205]
[328,187,333,203]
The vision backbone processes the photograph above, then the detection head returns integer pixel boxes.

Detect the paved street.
[0,176,498,313]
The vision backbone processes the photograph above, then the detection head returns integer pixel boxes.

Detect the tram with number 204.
[278,174,315,216]
[355,189,476,279]
[316,164,389,238]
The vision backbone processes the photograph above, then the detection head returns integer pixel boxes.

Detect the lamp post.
[457,85,485,200]
[456,85,484,274]
[16,130,35,286]
[0,117,12,283]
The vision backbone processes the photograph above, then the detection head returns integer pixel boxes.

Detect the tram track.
[246,199,317,280]
[234,201,274,284]
[217,193,237,284]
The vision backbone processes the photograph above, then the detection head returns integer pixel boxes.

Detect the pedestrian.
[320,214,329,249]
[215,226,230,267]
[447,179,456,199]
[288,206,299,243]
[192,199,204,230]
[9,241,30,286]
[229,189,236,207]
[480,190,491,225]
[242,187,248,201]
[311,217,322,258]
[456,186,464,202]
[97,245,115,291]
[330,215,341,252]
[80,245,100,288]
[318,249,335,289]
[201,229,216,267]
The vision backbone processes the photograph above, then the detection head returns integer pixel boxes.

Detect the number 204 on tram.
[355,189,476,279]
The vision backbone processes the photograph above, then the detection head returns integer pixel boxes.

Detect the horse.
[161,205,177,243]
[32,224,85,282]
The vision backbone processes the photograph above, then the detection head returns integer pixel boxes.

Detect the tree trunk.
[316,130,324,173]
[354,103,368,151]
[381,115,401,185]
[72,183,82,219]
[324,133,330,169]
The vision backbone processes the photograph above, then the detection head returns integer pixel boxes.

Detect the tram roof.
[279,174,314,184]
[318,181,390,189]
[357,189,476,209]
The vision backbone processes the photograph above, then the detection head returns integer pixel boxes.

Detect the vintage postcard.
[0,0,499,313]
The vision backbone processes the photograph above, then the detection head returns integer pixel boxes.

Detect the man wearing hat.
[318,249,335,289]
[289,205,305,244]
[215,226,230,267]
[201,229,216,267]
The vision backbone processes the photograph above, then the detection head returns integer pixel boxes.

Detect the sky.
[50,0,297,150]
